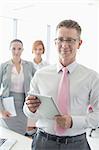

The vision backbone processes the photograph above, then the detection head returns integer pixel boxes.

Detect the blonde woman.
[32,40,48,70]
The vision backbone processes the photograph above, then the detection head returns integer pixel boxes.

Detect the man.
[23,20,99,150]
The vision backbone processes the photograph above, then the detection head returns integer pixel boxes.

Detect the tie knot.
[62,67,68,73]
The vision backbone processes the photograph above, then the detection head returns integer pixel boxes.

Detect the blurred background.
[0,0,99,72]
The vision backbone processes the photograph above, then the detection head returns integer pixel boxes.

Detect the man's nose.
[61,41,69,47]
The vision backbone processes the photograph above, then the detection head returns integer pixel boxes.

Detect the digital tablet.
[30,93,60,119]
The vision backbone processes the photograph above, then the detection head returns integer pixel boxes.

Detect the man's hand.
[25,95,41,113]
[55,114,73,129]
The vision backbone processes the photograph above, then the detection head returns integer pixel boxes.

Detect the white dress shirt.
[23,61,99,136]
[32,59,48,70]
[27,59,48,127]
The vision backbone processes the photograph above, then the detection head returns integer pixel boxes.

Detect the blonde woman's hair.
[32,40,45,54]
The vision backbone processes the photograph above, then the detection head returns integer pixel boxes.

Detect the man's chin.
[61,54,69,59]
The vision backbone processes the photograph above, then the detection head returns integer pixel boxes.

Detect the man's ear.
[78,40,82,49]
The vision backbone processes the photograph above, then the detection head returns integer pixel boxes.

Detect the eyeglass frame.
[54,37,80,45]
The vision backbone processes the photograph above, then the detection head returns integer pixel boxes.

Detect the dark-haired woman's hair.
[10,39,23,48]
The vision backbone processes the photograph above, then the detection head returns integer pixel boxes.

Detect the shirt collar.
[33,58,43,65]
[57,61,78,74]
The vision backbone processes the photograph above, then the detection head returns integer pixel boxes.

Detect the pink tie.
[55,67,70,134]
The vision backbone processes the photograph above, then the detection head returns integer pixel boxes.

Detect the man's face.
[55,27,82,64]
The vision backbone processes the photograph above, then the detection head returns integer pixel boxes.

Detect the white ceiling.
[0,0,98,20]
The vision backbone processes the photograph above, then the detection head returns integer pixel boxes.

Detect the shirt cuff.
[23,102,35,118]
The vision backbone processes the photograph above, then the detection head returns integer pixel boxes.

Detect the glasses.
[55,37,79,45]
